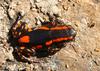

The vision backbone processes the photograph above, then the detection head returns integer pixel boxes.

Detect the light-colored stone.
[35,0,42,3]
[7,64,16,71]
[50,6,61,15]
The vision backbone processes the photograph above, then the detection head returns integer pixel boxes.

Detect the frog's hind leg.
[13,46,27,62]
[13,46,33,62]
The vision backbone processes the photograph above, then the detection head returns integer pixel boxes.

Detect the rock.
[8,9,16,19]
[5,47,14,61]
[7,64,16,71]
[30,0,35,8]
[50,6,61,15]
[35,0,59,14]
[58,0,62,2]
[35,0,42,3]
[8,0,30,19]
[0,48,6,64]
[0,7,6,19]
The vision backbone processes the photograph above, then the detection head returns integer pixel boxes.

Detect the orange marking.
[51,26,69,30]
[18,36,30,43]
[20,46,25,49]
[52,37,73,42]
[19,46,25,52]
[36,45,42,49]
[45,40,53,46]
[28,28,33,32]
[38,26,49,30]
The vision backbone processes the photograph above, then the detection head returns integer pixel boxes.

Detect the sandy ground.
[0,0,100,71]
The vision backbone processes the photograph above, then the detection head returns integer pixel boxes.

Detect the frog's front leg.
[11,14,33,39]
[15,46,35,62]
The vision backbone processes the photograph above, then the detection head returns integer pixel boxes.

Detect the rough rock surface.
[0,0,100,71]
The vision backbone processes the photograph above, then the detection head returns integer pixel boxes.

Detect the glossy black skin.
[19,26,76,46]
